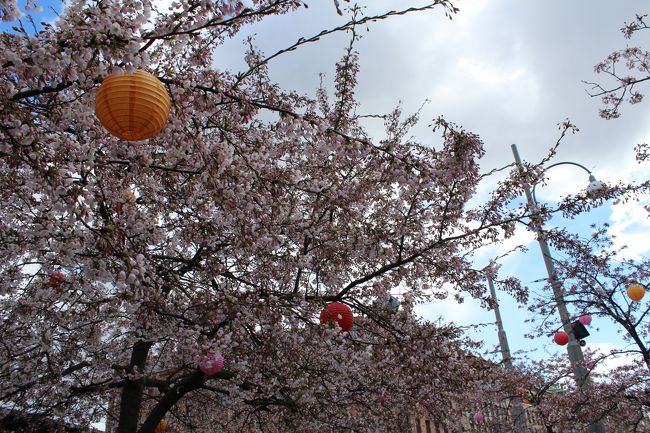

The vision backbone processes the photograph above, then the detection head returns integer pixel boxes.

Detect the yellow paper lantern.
[627,284,646,302]
[95,70,171,141]
[154,418,169,433]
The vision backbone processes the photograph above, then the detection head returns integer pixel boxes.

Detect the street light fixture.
[530,161,606,203]
[511,144,606,433]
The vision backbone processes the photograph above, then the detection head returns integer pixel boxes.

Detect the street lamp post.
[488,277,512,366]
[487,276,528,433]
[511,144,606,433]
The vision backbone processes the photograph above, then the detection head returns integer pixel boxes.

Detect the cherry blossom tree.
[511,354,649,433]
[587,13,650,120]
[1,1,639,432]
[524,226,650,431]
[586,12,650,170]
[538,225,650,370]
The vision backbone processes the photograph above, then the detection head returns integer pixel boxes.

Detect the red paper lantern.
[579,314,592,326]
[554,331,569,346]
[198,351,224,376]
[319,302,354,332]
[48,272,65,288]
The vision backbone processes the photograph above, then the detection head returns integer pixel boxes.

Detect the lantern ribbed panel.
[48,272,65,287]
[154,419,169,433]
[95,70,171,141]
[627,284,646,302]
[578,314,592,325]
[319,302,354,332]
[198,352,224,376]
[553,331,569,345]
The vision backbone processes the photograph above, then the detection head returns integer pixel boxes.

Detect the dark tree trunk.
[117,340,153,433]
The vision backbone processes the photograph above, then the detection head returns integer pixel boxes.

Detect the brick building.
[411,402,549,433]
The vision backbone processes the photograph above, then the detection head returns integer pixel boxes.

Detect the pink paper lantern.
[198,351,224,376]
[586,360,595,370]
[579,314,592,326]
[473,411,484,423]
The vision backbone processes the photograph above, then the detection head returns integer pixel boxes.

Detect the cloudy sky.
[214,0,650,173]
[213,0,650,365]
[11,0,650,366]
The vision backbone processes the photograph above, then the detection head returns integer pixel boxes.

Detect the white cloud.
[473,226,537,266]
[415,296,481,325]
[607,195,650,259]
[455,0,490,23]
[455,58,527,88]
[413,280,496,328]
[586,342,642,375]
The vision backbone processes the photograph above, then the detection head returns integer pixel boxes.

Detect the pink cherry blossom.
[0,1,646,433]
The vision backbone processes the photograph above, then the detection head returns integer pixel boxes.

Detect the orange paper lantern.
[154,418,169,433]
[627,284,646,302]
[319,302,354,332]
[95,70,171,141]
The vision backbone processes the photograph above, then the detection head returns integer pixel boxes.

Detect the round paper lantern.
[198,351,224,376]
[627,284,646,302]
[95,70,171,141]
[473,411,484,423]
[154,419,169,433]
[586,360,595,370]
[48,272,65,288]
[554,331,569,346]
[319,302,354,332]
[123,190,136,203]
[579,314,592,326]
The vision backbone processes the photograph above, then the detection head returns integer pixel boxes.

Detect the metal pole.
[488,277,512,365]
[488,277,528,433]
[511,144,606,433]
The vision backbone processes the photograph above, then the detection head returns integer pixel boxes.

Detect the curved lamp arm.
[531,161,604,204]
